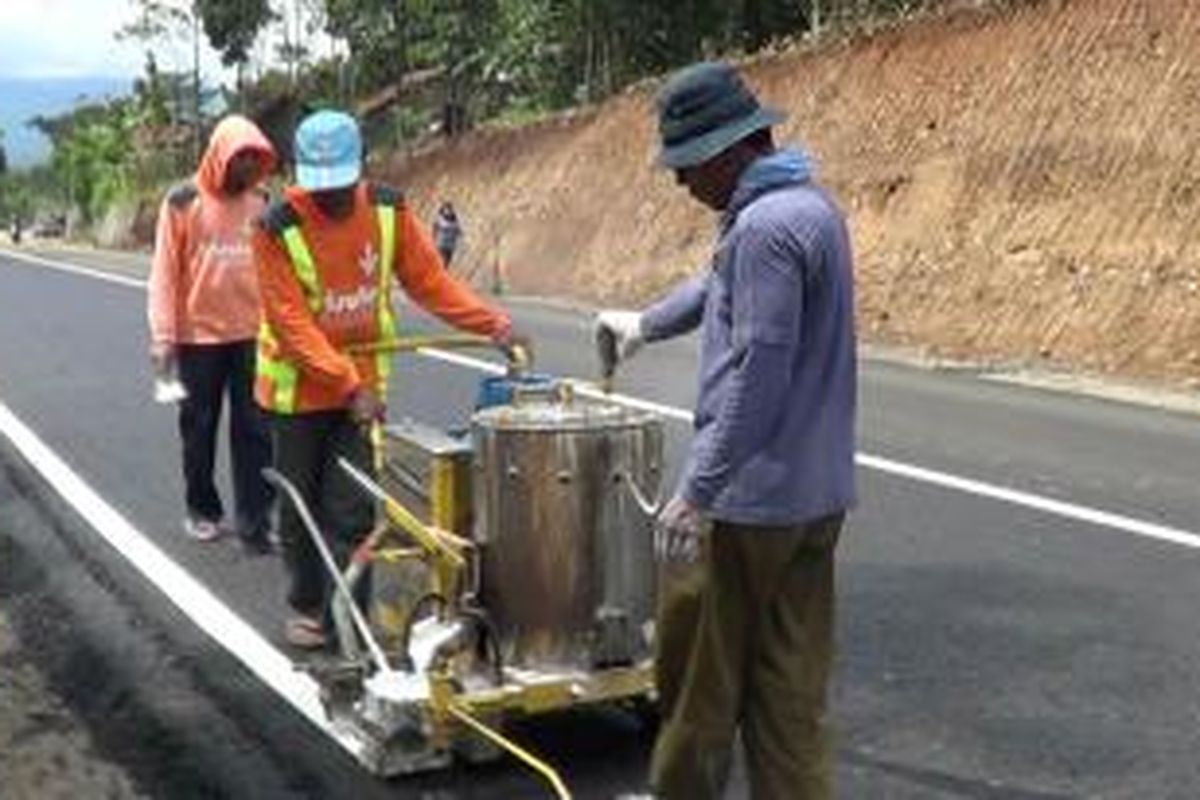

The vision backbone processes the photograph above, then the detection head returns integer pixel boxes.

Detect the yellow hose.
[446,703,572,800]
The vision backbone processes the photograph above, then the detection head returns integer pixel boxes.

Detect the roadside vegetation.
[0,0,978,239]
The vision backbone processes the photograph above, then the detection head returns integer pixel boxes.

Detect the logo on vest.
[359,243,378,279]
[321,285,379,331]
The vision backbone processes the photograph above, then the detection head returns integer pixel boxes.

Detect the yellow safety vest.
[257,197,397,413]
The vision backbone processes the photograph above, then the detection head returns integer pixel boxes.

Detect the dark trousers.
[651,514,844,800]
[270,410,375,620]
[176,341,273,538]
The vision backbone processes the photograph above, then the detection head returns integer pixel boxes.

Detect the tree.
[323,0,411,90]
[196,0,274,67]
[118,0,205,160]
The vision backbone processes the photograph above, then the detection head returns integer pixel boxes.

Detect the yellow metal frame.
[377,491,468,602]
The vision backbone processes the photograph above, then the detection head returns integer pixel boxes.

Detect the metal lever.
[595,324,619,394]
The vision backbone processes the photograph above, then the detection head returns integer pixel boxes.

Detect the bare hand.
[149,342,176,376]
[495,327,534,373]
[655,494,703,563]
[348,387,386,425]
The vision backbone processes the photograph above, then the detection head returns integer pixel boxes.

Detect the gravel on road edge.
[0,604,146,800]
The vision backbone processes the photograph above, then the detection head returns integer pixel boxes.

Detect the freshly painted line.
[6,248,1199,551]
[0,400,363,757]
[1,247,146,289]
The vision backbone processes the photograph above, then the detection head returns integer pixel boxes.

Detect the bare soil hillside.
[384,0,1200,387]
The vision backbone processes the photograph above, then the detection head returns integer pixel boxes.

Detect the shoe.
[284,616,326,650]
[239,533,273,556]
[183,517,223,543]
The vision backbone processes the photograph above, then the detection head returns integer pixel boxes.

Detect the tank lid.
[471,397,658,431]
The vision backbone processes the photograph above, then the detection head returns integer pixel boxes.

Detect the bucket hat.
[656,61,785,169]
[294,110,362,191]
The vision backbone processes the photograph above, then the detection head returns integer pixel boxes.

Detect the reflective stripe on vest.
[258,202,397,413]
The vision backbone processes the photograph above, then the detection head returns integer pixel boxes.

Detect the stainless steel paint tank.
[471,391,663,672]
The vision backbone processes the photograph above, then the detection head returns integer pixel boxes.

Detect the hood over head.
[195,114,276,195]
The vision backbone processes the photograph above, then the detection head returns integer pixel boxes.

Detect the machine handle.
[621,467,665,519]
[350,333,492,354]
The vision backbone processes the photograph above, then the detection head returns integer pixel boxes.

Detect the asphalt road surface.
[1,245,1199,799]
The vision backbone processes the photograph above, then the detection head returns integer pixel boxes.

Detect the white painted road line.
[1,247,146,289]
[854,454,1200,550]
[5,248,1200,553]
[0,400,364,759]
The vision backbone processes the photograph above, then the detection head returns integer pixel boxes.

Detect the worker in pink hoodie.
[148,114,277,553]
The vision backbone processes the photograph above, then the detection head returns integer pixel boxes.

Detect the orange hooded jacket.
[147,115,277,346]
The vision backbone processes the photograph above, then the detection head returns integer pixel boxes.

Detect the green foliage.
[37,100,139,222]
[324,0,407,87]
[19,0,943,233]
[196,0,275,66]
[25,71,188,226]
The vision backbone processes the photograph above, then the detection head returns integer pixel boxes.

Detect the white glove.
[595,310,645,364]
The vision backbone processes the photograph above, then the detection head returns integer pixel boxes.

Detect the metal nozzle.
[505,342,531,378]
[596,325,618,394]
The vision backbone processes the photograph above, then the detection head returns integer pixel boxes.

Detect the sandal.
[284,616,326,650]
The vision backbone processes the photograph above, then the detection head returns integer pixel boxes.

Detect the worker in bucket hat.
[596,61,857,799]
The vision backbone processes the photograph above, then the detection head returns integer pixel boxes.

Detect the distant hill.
[0,76,132,168]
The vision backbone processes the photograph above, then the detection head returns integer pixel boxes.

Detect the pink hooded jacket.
[147,115,276,346]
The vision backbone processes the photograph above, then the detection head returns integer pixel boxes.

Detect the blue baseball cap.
[294,110,362,191]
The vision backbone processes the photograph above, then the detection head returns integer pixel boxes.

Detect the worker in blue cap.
[253,109,525,649]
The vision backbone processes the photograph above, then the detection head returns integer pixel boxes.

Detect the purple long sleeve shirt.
[641,149,857,526]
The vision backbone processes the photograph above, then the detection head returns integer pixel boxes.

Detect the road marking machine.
[264,334,664,797]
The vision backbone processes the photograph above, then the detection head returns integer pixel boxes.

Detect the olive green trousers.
[651,514,843,800]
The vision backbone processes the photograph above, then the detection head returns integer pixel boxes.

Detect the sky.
[0,0,228,80]
[0,1,337,166]
[0,1,236,166]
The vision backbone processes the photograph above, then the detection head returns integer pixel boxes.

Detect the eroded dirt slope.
[386,0,1200,386]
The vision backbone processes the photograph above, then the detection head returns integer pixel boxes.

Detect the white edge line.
[2,247,147,289]
[854,454,1200,549]
[0,400,367,757]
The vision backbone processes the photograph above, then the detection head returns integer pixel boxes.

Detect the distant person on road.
[148,114,278,553]
[595,62,857,800]
[253,110,526,650]
[432,200,462,267]
[9,217,21,245]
